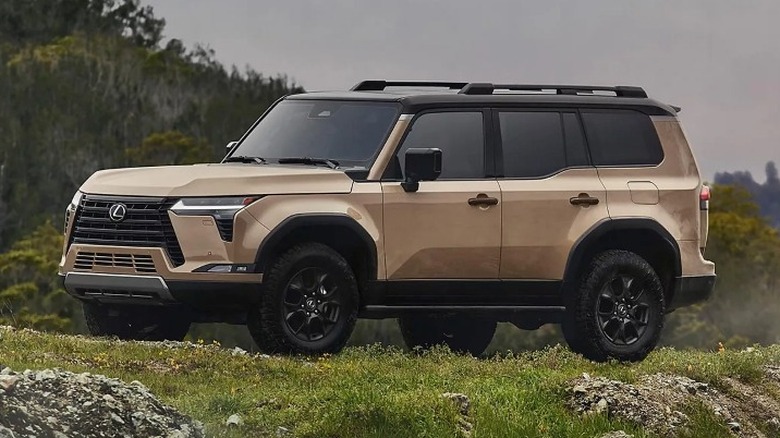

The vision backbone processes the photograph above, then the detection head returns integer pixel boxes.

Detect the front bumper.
[62,272,261,310]
[668,275,717,311]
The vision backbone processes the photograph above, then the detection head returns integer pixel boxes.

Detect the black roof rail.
[351,80,469,92]
[459,84,647,98]
[350,80,648,99]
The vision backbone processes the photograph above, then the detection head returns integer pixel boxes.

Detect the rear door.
[495,110,609,281]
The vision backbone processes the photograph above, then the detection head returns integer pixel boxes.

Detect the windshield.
[231,100,400,168]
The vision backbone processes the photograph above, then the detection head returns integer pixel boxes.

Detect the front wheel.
[399,316,496,357]
[248,243,359,354]
[562,250,665,362]
[82,303,191,341]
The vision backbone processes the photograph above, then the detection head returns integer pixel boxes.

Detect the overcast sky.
[144,0,780,181]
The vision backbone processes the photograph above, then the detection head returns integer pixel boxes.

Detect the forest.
[1,0,778,352]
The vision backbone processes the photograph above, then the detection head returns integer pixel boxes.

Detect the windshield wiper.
[277,157,340,169]
[223,155,267,164]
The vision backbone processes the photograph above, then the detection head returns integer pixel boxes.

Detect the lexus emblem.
[108,203,127,222]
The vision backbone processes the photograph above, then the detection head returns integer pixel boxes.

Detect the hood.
[80,164,354,197]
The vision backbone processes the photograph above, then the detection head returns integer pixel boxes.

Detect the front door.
[382,110,501,280]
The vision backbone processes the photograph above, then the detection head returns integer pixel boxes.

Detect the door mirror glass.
[402,148,442,192]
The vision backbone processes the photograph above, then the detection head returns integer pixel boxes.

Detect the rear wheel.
[248,243,359,354]
[399,316,496,357]
[562,250,665,362]
[82,303,191,341]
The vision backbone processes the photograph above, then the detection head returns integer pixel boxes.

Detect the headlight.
[170,196,260,218]
[69,191,83,209]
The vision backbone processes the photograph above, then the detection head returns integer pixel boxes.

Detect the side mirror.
[226,141,238,151]
[402,148,442,192]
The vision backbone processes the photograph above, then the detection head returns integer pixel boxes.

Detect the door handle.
[468,194,499,207]
[570,193,600,206]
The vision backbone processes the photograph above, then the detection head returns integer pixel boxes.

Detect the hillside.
[0,0,301,249]
[2,326,780,438]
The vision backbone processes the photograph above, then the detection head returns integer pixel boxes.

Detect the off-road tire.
[399,316,497,357]
[562,250,665,362]
[82,302,191,341]
[248,243,359,354]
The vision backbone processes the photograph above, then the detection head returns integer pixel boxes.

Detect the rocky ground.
[3,325,780,437]
[570,367,780,438]
[0,367,204,438]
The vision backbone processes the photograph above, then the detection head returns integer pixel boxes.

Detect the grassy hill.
[2,327,779,437]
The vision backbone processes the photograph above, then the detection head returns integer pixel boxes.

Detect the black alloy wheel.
[595,274,651,346]
[283,267,342,342]
[561,250,665,362]
[248,242,359,354]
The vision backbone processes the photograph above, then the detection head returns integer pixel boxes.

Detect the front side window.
[232,100,400,168]
[581,110,664,166]
[391,111,485,179]
[499,111,589,178]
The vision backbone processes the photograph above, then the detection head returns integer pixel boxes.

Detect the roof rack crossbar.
[351,80,469,92]
[460,83,647,98]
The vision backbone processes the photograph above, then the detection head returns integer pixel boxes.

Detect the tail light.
[700,185,710,210]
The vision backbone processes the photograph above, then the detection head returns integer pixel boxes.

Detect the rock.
[441,392,471,416]
[276,426,290,436]
[572,385,587,395]
[0,425,16,438]
[594,398,609,415]
[230,347,248,356]
[225,414,243,427]
[600,432,633,438]
[0,375,19,392]
[441,393,472,437]
[567,373,769,437]
[37,369,56,380]
[0,367,12,375]
[0,366,204,437]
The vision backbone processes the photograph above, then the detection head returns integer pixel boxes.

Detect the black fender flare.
[562,218,682,287]
[255,214,378,281]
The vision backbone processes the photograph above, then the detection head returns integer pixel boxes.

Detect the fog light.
[207,265,232,273]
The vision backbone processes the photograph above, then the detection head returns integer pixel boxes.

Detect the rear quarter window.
[581,110,663,166]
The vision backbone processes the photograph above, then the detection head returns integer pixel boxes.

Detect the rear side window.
[581,110,663,166]
[499,111,589,178]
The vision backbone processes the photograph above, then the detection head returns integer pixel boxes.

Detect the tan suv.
[59,80,715,361]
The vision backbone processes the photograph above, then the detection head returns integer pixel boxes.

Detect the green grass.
[1,328,778,437]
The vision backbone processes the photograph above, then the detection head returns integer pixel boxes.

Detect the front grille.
[74,251,157,273]
[70,195,185,266]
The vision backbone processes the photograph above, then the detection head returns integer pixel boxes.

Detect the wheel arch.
[255,214,379,293]
[563,218,681,303]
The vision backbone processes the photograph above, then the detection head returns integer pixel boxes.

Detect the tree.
[0,222,83,332]
[126,131,214,166]
[0,8,301,248]
[0,0,164,48]
[767,161,779,187]
[663,185,780,348]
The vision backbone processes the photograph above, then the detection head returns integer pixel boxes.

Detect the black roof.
[286,80,679,116]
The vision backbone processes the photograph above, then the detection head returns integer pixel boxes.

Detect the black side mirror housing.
[402,148,442,192]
